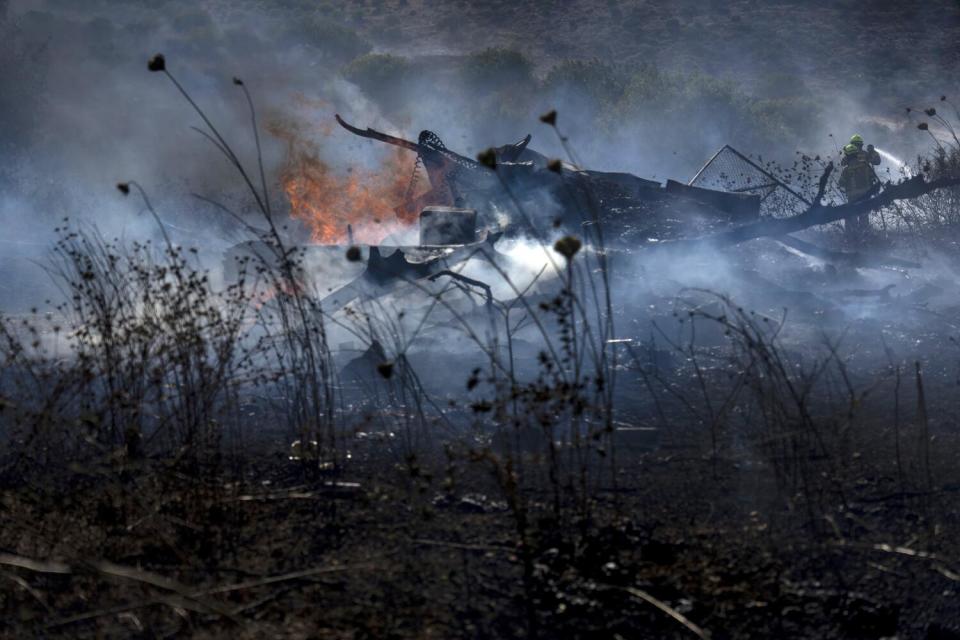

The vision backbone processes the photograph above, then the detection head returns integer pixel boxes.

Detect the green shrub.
[284,15,371,64]
[339,48,822,170]
[609,67,819,151]
[746,96,822,144]
[459,48,534,93]
[542,60,628,111]
[342,53,413,109]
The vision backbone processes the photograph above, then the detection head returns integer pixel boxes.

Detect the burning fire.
[268,117,421,245]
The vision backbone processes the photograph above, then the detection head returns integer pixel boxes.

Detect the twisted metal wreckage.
[318,114,763,315]
[230,115,959,314]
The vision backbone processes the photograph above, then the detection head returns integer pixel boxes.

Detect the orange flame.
[268,117,420,245]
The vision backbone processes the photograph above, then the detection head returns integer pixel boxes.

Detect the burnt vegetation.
[3,8,960,640]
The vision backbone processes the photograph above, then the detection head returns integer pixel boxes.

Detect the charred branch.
[677,174,960,249]
[427,270,493,307]
[813,162,834,205]
[334,114,421,154]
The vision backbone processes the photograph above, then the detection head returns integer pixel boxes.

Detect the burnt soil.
[4,431,960,640]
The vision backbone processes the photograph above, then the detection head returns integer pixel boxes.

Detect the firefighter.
[838,134,881,237]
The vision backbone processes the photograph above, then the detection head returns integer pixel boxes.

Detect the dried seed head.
[345,246,362,262]
[540,109,557,126]
[476,148,497,170]
[377,361,394,379]
[918,122,929,131]
[553,235,582,260]
[925,108,937,117]
[547,158,563,173]
[147,54,166,72]
[466,371,479,390]
[116,182,130,195]
[470,400,493,413]
[233,77,244,86]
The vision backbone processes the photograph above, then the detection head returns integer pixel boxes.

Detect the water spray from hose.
[875,147,913,177]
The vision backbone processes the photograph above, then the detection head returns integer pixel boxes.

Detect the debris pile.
[235,116,953,321]
[222,114,960,405]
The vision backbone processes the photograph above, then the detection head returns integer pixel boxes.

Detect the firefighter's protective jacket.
[839,147,881,202]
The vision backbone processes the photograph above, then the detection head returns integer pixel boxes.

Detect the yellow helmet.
[843,143,859,155]
[849,134,864,146]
